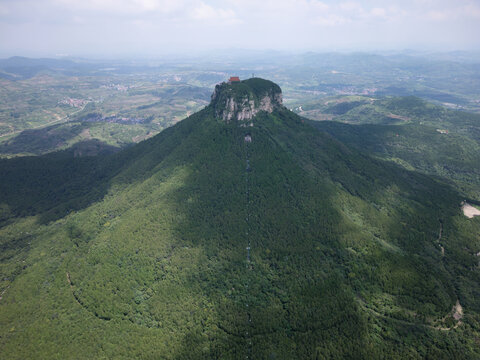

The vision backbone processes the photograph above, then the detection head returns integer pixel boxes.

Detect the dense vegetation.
[1,92,480,358]
[306,96,480,201]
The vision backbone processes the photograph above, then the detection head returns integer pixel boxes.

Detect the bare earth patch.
[79,128,91,139]
[386,113,411,122]
[453,300,463,321]
[462,202,480,218]
[436,300,464,331]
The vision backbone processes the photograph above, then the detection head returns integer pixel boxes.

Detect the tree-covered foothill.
[308,96,480,201]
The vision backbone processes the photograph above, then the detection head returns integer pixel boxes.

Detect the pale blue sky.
[0,0,479,57]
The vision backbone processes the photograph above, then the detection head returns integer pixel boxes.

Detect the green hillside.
[1,85,480,358]
[306,96,480,200]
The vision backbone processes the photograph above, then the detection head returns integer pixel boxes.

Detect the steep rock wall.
[211,78,283,122]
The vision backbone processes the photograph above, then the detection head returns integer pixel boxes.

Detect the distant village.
[59,97,91,107]
[100,83,131,92]
[335,86,378,96]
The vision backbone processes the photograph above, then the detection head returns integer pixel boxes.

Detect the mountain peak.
[210,77,283,122]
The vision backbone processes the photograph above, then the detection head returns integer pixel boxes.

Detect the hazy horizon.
[1,0,480,58]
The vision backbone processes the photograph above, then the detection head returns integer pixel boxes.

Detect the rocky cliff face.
[210,78,283,122]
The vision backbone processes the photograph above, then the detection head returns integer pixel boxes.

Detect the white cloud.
[427,10,448,21]
[191,2,238,22]
[1,0,480,56]
[53,0,185,14]
[426,1,480,22]
[370,8,386,17]
[134,0,161,11]
[314,14,349,26]
[310,0,329,12]
[340,2,362,12]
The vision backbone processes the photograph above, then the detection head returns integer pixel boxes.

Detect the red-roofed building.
[229,76,240,83]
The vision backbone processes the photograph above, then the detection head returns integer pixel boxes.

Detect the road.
[0,103,88,139]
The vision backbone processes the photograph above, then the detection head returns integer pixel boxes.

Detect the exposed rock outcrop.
[211,78,283,122]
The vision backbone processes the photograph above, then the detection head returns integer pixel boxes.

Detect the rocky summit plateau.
[211,77,283,122]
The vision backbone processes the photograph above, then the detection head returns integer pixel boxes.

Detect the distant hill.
[0,56,86,79]
[304,96,480,201]
[1,79,480,358]
[0,56,77,68]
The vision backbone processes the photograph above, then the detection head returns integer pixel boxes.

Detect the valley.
[0,70,210,156]
[1,52,480,157]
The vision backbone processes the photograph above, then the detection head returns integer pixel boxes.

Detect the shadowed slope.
[1,93,480,358]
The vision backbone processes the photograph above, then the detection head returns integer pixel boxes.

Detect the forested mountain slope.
[1,79,480,359]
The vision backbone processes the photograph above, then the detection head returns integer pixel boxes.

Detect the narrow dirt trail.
[244,133,253,359]
[0,285,10,302]
[66,271,111,321]
[437,220,444,256]
[358,297,462,331]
